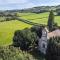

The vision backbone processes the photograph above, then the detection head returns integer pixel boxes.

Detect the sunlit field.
[0,12,60,46]
[18,12,60,25]
[0,20,31,46]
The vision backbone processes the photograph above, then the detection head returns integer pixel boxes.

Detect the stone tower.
[38,28,48,54]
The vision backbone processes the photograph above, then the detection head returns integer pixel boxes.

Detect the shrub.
[31,26,42,38]
[46,37,60,60]
[13,28,38,51]
[0,46,36,60]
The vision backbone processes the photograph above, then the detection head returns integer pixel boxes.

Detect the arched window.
[43,31,46,35]
[42,43,45,48]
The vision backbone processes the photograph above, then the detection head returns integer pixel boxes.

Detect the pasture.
[0,20,31,46]
[0,12,60,46]
[18,12,60,26]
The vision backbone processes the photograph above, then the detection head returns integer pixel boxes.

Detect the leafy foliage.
[46,37,60,60]
[0,46,38,60]
[31,26,42,38]
[13,28,38,51]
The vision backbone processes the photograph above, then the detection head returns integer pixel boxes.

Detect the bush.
[13,28,38,51]
[31,26,42,38]
[0,46,25,60]
[46,37,60,60]
[0,46,36,60]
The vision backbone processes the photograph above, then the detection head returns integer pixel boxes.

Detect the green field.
[0,20,31,46]
[0,12,60,46]
[18,12,60,25]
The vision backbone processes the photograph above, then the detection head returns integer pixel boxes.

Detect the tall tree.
[48,10,54,31]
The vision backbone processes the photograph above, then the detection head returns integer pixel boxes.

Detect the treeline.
[0,5,60,14]
[15,5,60,13]
[0,12,17,22]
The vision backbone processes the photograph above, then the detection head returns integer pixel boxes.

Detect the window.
[42,43,45,48]
[42,31,47,37]
[43,31,46,35]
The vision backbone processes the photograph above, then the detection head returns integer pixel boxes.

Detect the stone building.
[38,27,60,54]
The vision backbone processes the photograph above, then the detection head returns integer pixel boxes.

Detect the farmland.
[0,20,31,46]
[0,12,60,46]
[18,12,60,26]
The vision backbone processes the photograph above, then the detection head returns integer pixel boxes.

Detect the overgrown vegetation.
[46,37,60,60]
[12,26,45,60]
[0,46,41,60]
[13,26,43,51]
[13,28,38,51]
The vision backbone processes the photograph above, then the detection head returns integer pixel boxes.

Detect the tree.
[13,28,38,51]
[48,10,55,31]
[31,26,42,38]
[46,37,60,60]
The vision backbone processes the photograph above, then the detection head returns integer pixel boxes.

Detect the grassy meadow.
[0,12,60,46]
[18,12,60,25]
[0,20,31,46]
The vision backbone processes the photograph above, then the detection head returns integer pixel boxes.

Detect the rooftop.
[48,29,60,39]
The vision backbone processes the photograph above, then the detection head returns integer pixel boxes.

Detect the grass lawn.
[0,20,31,46]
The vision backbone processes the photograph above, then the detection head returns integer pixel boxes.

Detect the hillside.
[0,5,60,13]
[19,5,60,13]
